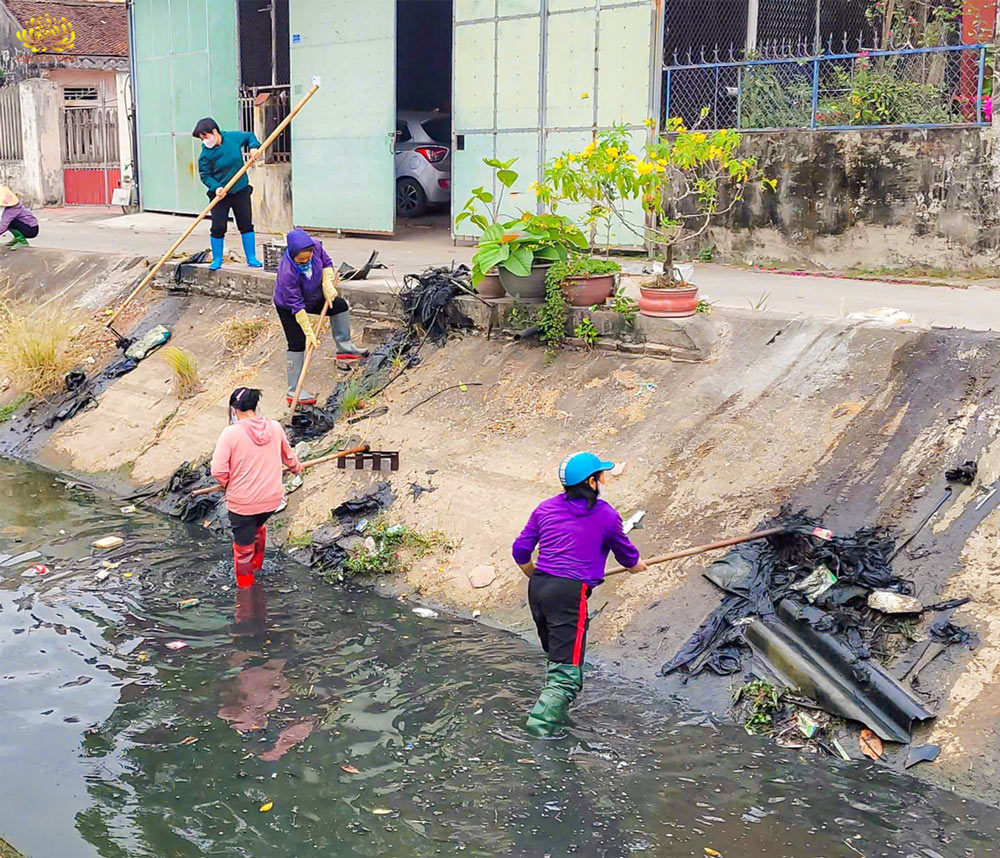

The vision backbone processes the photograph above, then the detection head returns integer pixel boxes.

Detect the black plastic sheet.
[399,264,474,344]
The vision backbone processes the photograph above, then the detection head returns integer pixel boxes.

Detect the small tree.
[539,119,774,286]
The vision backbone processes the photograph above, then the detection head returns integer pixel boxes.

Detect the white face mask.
[202,137,217,149]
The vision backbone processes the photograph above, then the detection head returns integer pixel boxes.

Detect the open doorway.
[395,0,453,230]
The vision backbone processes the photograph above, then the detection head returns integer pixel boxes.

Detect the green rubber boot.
[5,230,27,250]
[525,661,584,737]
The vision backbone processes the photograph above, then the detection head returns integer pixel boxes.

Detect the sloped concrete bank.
[4,248,1000,805]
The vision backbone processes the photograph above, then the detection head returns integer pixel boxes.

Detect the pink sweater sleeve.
[210,430,233,487]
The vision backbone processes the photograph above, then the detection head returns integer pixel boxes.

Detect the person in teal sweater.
[193,117,262,270]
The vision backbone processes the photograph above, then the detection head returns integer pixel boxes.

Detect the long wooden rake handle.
[190,443,369,497]
[605,526,787,576]
[286,286,336,419]
[106,83,321,330]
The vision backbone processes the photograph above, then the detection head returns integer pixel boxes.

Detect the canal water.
[1,461,998,858]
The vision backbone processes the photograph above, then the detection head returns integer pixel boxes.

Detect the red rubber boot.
[233,542,255,589]
[252,526,267,573]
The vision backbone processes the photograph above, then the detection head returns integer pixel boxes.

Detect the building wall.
[0,77,63,205]
[708,127,1000,272]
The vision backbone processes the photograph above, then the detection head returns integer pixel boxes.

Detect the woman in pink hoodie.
[211,388,302,588]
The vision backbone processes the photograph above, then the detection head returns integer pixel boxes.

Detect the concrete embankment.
[4,247,1000,805]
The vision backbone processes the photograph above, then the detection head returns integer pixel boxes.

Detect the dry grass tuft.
[214,315,271,355]
[0,299,87,397]
[160,346,201,399]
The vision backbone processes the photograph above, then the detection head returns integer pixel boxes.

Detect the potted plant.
[545,254,621,307]
[457,159,588,301]
[540,120,773,317]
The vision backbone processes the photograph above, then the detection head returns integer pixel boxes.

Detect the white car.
[395,111,451,218]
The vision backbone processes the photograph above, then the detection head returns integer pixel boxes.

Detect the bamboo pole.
[605,527,786,576]
[190,443,370,497]
[105,82,321,330]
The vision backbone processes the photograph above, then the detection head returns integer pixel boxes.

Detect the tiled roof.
[4,1,128,57]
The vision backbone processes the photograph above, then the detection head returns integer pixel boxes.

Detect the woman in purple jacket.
[273,228,367,406]
[0,186,39,250]
[512,451,647,736]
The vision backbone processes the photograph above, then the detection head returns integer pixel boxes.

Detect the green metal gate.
[288,0,396,233]
[131,0,239,214]
[452,0,655,246]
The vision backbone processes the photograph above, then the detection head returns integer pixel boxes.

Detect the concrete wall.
[3,77,62,206]
[711,127,1000,272]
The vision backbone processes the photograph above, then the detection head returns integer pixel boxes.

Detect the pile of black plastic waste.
[399,264,475,344]
[660,509,911,677]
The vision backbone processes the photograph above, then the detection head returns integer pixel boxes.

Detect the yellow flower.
[567,153,578,162]
[527,181,538,190]
[605,163,615,173]
[643,118,655,128]
[581,91,590,99]
[657,158,667,166]
[583,142,596,156]
[636,161,654,175]
[554,158,564,169]
[654,163,666,173]
[693,132,707,143]
[625,153,638,162]
[605,145,619,159]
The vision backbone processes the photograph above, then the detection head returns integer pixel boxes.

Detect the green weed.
[0,393,30,423]
[738,679,782,736]
[574,316,600,348]
[160,346,201,399]
[334,515,453,578]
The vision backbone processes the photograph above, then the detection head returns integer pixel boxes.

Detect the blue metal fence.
[662,44,992,132]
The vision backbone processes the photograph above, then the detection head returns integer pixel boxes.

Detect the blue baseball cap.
[559,451,615,487]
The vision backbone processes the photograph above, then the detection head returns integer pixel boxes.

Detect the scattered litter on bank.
[92,536,124,550]
[412,607,439,619]
[399,264,475,344]
[945,460,977,485]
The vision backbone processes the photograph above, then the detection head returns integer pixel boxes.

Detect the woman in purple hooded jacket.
[512,451,647,736]
[273,228,367,406]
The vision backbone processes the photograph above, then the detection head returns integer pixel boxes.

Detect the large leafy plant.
[456,158,588,285]
[539,120,772,287]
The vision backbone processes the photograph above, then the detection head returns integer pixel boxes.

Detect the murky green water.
[1,461,999,858]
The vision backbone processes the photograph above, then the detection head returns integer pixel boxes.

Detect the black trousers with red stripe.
[528,572,591,666]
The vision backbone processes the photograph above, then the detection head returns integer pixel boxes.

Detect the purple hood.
[272,230,333,314]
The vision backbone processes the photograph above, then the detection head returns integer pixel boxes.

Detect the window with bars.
[63,86,100,103]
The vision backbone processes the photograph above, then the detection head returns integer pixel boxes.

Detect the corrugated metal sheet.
[289,0,396,233]
[131,0,238,214]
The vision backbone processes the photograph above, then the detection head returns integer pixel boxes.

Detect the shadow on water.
[1,461,998,857]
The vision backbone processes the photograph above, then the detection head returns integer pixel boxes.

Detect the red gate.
[61,105,120,205]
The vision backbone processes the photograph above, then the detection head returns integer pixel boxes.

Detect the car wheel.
[396,177,427,218]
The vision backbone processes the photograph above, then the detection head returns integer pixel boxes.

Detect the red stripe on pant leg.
[571,582,588,666]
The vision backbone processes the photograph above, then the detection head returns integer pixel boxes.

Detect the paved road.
[22,206,1000,332]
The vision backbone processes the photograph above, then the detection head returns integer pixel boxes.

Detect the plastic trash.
[120,505,136,515]
[796,711,818,738]
[867,590,923,614]
[179,598,200,609]
[0,550,42,567]
[623,510,646,534]
[904,743,940,769]
[125,325,171,361]
[789,565,837,603]
[412,607,439,619]
[166,640,188,650]
[93,536,124,550]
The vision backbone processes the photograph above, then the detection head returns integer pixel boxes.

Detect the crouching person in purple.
[512,451,647,737]
[273,228,368,407]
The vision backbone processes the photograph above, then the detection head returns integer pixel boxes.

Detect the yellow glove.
[322,267,339,303]
[295,308,319,350]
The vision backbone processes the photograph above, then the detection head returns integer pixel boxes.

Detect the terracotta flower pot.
[498,263,551,302]
[637,282,699,318]
[476,269,505,299]
[562,273,617,307]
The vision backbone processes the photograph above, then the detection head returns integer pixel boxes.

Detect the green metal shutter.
[132,0,239,214]
[289,0,396,233]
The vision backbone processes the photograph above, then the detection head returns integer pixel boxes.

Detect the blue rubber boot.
[209,236,225,271]
[241,231,263,268]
